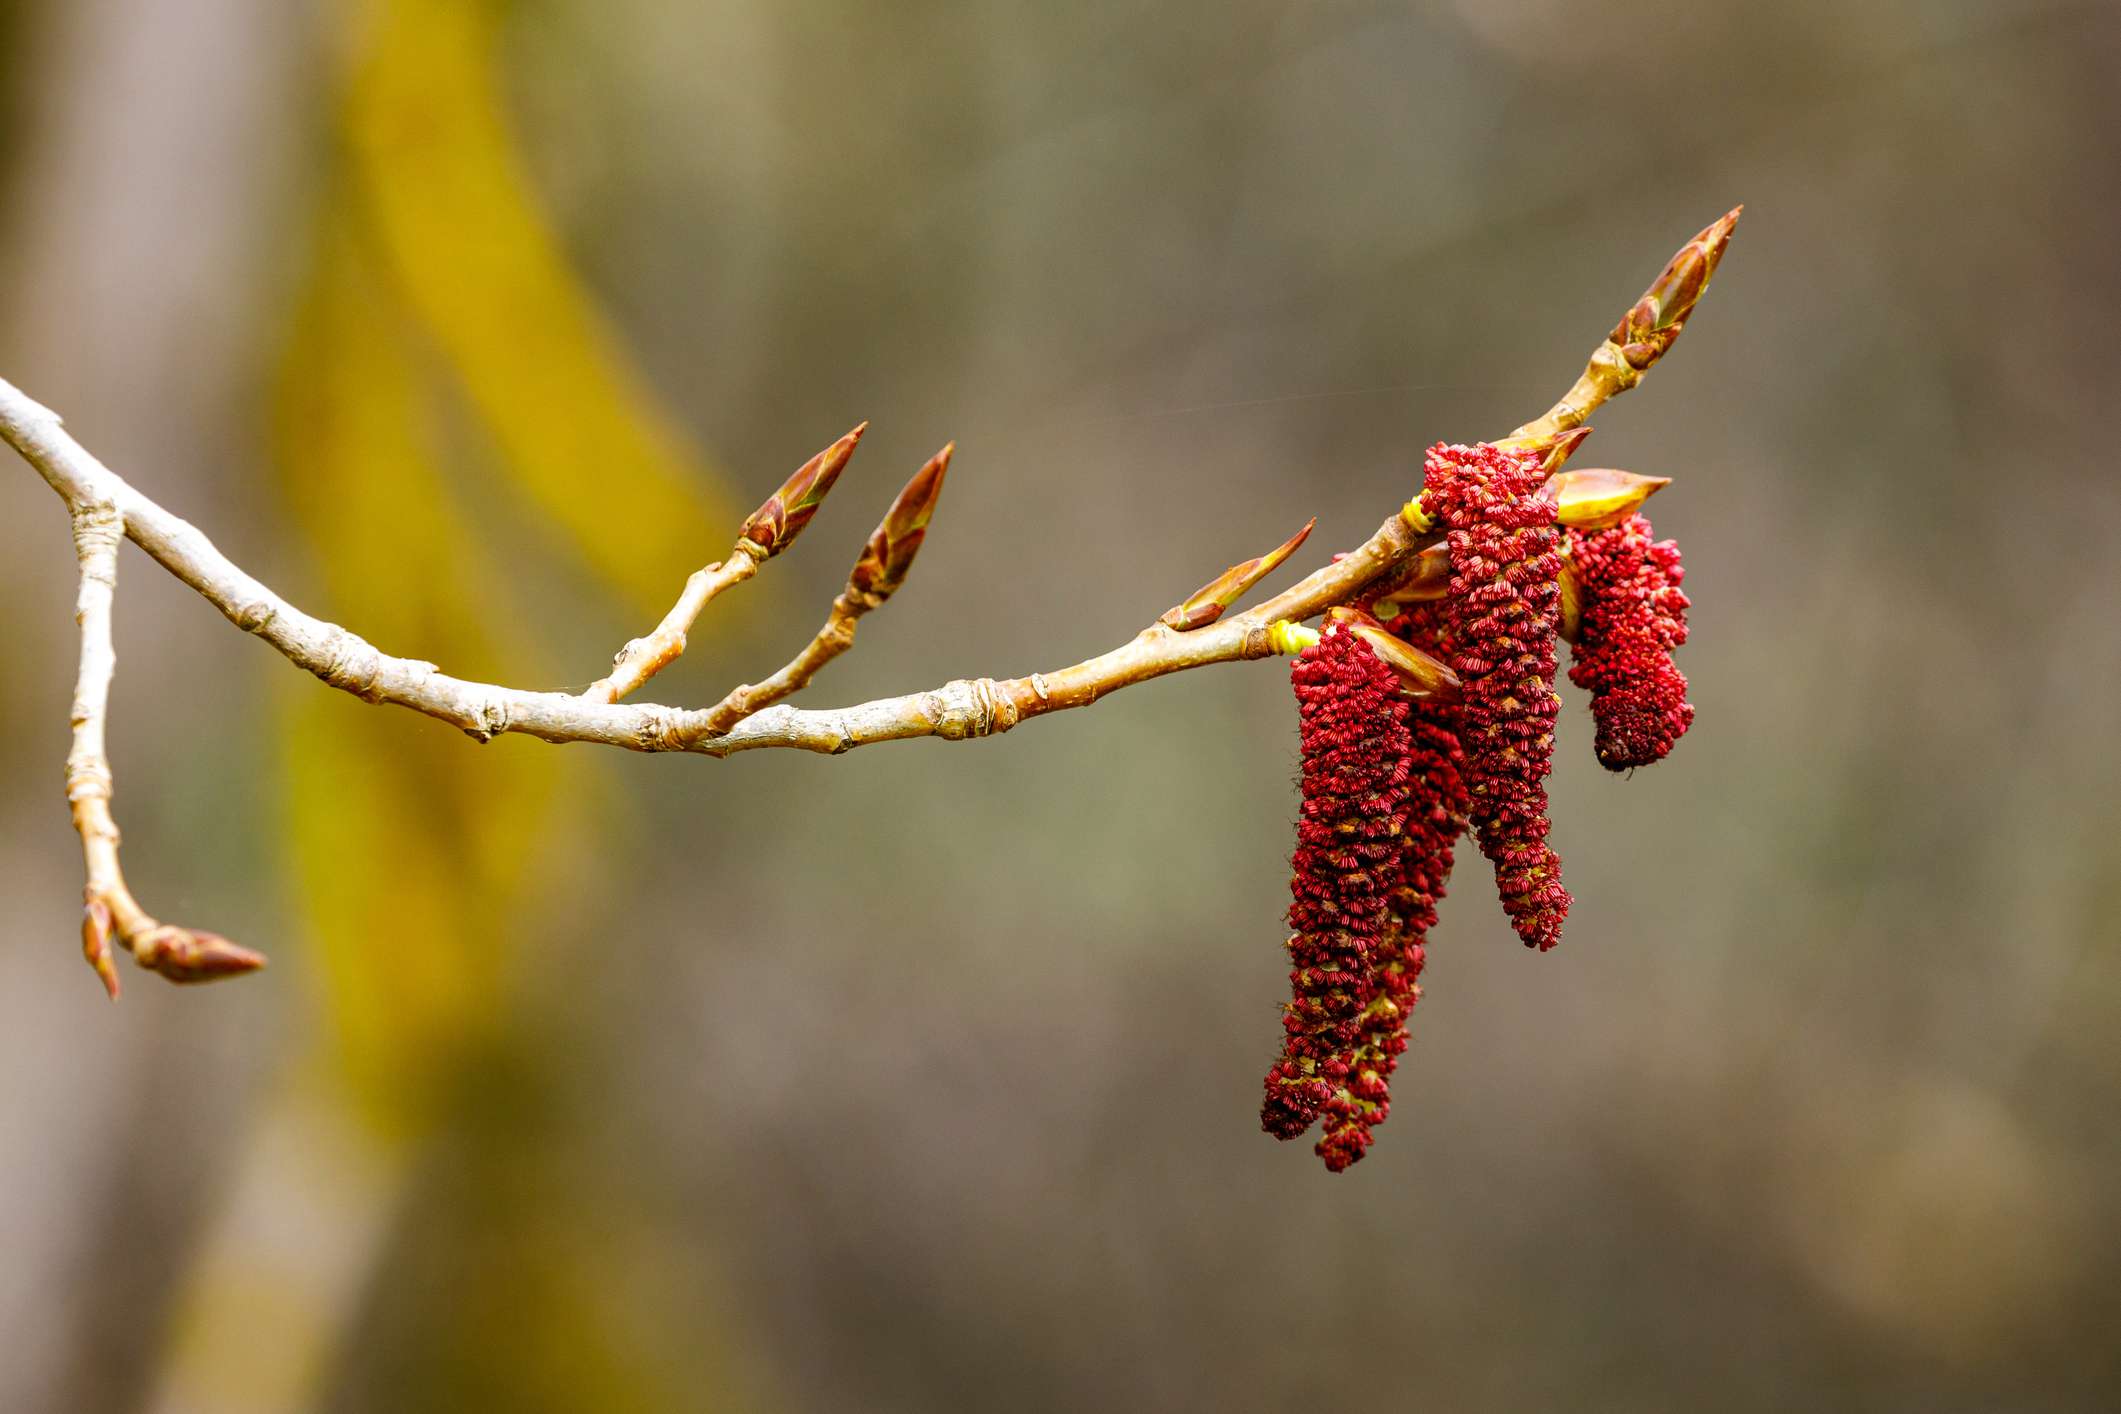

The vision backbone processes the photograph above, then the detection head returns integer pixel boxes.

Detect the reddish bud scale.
[1423,442,1572,951]
[82,895,119,1000]
[739,424,865,557]
[1565,513,1693,770]
[1261,627,1413,1143]
[136,925,267,983]
[848,445,951,603]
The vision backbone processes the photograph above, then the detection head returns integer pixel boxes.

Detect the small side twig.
[64,501,263,991]
[1511,206,1741,444]
[702,442,952,735]
[580,422,867,703]
[579,550,761,704]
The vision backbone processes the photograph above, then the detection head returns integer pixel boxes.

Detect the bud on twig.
[1545,468,1671,529]
[1609,206,1741,372]
[135,925,267,984]
[1326,606,1459,702]
[1162,519,1315,631]
[1493,425,1593,473]
[82,894,119,1000]
[1509,208,1743,446]
[848,444,952,603]
[738,423,867,557]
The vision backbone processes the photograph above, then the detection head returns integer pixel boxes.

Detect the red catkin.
[1422,442,1572,951]
[1312,695,1467,1171]
[1261,625,1412,1143]
[1566,513,1693,770]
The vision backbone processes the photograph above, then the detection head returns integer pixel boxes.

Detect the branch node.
[65,760,115,806]
[463,694,513,743]
[70,502,122,581]
[931,678,1017,742]
[635,705,695,753]
[317,630,388,701]
[231,596,279,634]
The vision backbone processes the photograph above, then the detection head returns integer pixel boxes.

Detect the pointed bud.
[1557,554,1584,644]
[1493,425,1593,474]
[1366,543,1451,606]
[1608,206,1741,371]
[1162,519,1315,631]
[1327,606,1460,702]
[738,422,866,557]
[82,895,119,1000]
[137,925,268,984]
[848,443,951,603]
[1546,468,1671,529]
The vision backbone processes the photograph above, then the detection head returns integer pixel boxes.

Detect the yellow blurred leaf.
[343,0,735,617]
[273,217,568,1135]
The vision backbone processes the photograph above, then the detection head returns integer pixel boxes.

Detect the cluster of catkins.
[1261,441,1693,1171]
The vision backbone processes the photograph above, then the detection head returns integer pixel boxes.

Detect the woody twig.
[699,443,952,735]
[0,208,1739,991]
[62,500,265,994]
[580,423,867,703]
[1508,206,1742,445]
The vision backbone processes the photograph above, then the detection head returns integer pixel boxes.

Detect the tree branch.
[698,442,955,735]
[2,207,1739,989]
[581,421,868,704]
[0,379,1402,759]
[1510,206,1741,444]
[580,549,761,704]
[62,496,265,991]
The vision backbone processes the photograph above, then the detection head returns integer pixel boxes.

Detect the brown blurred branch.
[0,209,1736,989]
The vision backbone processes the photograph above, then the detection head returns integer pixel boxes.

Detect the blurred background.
[2,0,2117,1409]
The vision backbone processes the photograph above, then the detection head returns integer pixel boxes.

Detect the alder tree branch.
[1,208,1739,990]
